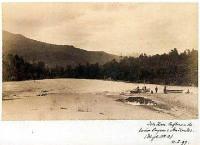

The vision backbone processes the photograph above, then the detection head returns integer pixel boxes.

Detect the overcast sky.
[3,3,197,56]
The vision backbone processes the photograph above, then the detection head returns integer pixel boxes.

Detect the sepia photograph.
[2,3,198,120]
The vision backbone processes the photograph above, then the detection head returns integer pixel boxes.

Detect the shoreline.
[3,78,198,88]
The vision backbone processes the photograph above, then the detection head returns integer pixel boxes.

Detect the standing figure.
[186,89,190,94]
[155,86,158,93]
[136,86,140,93]
[164,85,167,94]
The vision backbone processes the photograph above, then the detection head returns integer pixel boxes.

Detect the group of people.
[135,85,190,94]
[135,85,168,94]
[136,85,159,94]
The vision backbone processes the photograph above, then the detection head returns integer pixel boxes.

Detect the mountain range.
[3,31,119,67]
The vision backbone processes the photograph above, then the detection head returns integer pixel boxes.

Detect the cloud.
[3,3,197,55]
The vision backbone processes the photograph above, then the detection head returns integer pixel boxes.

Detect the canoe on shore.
[166,89,183,93]
[130,88,150,94]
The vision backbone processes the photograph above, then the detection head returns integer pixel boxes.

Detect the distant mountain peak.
[3,31,119,67]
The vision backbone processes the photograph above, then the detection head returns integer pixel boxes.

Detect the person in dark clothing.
[164,85,167,94]
[186,89,190,94]
[135,86,140,93]
[155,86,158,93]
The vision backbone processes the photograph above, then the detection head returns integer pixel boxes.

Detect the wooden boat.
[130,88,150,94]
[143,88,150,93]
[130,89,141,94]
[166,89,183,93]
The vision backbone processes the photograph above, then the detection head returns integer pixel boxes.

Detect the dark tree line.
[3,54,46,81]
[3,48,198,86]
[101,48,198,86]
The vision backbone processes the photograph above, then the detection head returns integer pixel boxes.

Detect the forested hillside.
[3,48,198,86]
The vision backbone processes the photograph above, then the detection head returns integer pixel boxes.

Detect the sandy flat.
[2,79,198,120]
